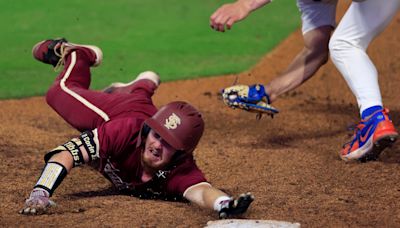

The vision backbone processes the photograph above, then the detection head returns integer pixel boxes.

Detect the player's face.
[142,129,176,170]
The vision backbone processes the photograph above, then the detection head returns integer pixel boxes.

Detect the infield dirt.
[2,2,400,227]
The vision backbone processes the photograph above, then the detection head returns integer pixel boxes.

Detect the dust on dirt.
[2,2,400,227]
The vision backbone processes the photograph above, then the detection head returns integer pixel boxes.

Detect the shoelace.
[342,123,364,148]
[53,43,68,71]
[342,109,389,149]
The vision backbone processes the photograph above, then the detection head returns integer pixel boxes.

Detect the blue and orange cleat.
[340,108,398,162]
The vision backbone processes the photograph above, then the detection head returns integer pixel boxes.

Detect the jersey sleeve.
[166,158,208,196]
[94,117,143,159]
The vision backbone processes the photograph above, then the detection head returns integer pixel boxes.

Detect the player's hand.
[218,192,254,219]
[19,189,56,215]
[210,2,252,32]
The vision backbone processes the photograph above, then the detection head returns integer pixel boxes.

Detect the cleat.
[32,38,68,67]
[32,38,103,69]
[340,108,398,162]
[103,71,160,94]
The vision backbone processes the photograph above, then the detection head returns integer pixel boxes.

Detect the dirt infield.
[2,3,400,227]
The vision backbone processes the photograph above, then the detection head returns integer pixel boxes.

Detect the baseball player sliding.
[211,0,400,162]
[19,38,253,218]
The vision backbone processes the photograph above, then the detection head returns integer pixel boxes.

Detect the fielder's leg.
[329,0,400,161]
[329,0,400,114]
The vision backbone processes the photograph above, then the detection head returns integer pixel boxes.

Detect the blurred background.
[0,0,299,98]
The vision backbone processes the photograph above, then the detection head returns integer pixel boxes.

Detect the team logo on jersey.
[156,170,170,179]
[164,113,181,129]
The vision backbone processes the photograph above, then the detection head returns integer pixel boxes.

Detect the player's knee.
[328,37,356,60]
[44,131,99,168]
[136,71,160,87]
[45,84,59,108]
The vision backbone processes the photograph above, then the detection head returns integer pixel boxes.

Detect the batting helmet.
[144,101,204,153]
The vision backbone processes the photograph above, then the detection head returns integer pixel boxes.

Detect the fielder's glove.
[218,192,254,219]
[221,84,279,118]
[19,189,56,215]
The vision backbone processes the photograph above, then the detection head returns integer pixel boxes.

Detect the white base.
[206,219,301,228]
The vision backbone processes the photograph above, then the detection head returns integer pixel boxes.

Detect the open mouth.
[150,148,161,158]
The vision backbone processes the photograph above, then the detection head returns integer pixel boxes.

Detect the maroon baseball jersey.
[46,50,208,199]
[94,117,207,199]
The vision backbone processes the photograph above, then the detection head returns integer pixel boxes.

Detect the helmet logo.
[164,113,181,129]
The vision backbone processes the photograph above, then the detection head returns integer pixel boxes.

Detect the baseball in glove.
[221,84,279,119]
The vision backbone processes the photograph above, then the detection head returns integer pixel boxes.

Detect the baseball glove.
[221,84,278,118]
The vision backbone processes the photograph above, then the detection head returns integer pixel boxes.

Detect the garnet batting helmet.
[144,101,204,153]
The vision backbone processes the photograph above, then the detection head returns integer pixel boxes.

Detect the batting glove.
[218,192,254,219]
[19,188,56,215]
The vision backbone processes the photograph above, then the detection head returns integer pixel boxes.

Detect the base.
[205,219,301,228]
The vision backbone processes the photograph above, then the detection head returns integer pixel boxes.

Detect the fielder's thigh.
[297,0,338,34]
[330,0,400,50]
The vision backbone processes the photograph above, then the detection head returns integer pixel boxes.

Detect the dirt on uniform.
[2,2,400,227]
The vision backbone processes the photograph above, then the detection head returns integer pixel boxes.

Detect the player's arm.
[19,131,98,215]
[210,0,272,32]
[265,26,332,102]
[183,183,254,219]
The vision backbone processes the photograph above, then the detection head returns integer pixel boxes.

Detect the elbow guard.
[44,130,99,167]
